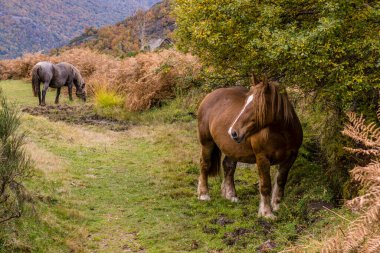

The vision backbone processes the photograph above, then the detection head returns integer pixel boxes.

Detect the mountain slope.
[67,0,174,58]
[0,0,160,59]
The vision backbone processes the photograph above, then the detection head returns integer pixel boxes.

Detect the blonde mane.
[251,81,295,129]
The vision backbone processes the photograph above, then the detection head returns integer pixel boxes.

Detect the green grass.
[0,80,86,107]
[0,80,351,252]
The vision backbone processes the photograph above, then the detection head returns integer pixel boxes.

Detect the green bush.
[0,89,32,223]
[94,90,124,109]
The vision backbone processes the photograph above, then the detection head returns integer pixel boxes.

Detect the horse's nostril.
[231,131,238,139]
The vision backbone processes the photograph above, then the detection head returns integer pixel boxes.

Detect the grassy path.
[0,80,343,252]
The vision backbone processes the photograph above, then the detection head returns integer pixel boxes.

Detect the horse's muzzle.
[229,129,244,143]
[77,92,86,102]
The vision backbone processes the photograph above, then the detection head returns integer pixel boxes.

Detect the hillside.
[0,0,160,59]
[67,0,174,57]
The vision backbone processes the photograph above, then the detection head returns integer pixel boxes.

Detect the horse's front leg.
[271,152,297,212]
[41,82,49,106]
[68,84,73,101]
[55,87,61,104]
[257,154,276,219]
[221,156,238,202]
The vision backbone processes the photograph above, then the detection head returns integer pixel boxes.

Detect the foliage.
[322,111,380,252]
[0,89,32,223]
[174,0,380,109]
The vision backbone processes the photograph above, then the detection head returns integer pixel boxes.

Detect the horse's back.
[198,87,248,122]
[56,62,73,69]
[33,62,54,81]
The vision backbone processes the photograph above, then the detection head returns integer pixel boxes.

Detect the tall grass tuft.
[0,89,32,223]
[94,89,124,109]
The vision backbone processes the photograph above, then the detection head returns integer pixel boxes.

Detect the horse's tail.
[31,65,40,97]
[208,145,221,176]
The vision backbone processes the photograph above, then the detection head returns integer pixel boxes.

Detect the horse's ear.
[263,75,268,86]
[250,73,259,86]
[263,74,271,92]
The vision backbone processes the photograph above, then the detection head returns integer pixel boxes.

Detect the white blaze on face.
[228,95,254,136]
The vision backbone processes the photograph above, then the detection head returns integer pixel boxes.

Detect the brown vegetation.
[0,0,160,59]
[67,0,174,58]
[322,111,380,252]
[0,48,201,111]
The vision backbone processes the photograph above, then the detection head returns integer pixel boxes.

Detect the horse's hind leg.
[257,154,275,219]
[221,157,238,202]
[68,83,73,101]
[198,142,219,201]
[36,81,42,105]
[271,151,298,212]
[41,82,49,106]
[55,87,61,104]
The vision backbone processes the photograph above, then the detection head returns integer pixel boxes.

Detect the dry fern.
[0,48,201,111]
[321,112,380,252]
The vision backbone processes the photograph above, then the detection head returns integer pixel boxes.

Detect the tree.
[174,0,380,193]
[174,0,380,109]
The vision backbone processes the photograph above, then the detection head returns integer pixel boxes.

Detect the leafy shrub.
[0,90,32,223]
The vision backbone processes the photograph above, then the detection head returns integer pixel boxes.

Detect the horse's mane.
[71,65,84,84]
[252,81,295,129]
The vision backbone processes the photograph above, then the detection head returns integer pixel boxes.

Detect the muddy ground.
[22,104,129,131]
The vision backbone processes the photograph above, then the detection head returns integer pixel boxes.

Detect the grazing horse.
[197,79,303,219]
[31,62,86,106]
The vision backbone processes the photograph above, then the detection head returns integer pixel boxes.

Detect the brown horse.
[197,79,303,219]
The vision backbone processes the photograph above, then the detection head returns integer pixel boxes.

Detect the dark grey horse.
[31,62,86,106]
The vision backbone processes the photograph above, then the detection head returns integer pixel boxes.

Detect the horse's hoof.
[198,194,211,201]
[230,197,239,203]
[272,203,280,212]
[258,212,277,220]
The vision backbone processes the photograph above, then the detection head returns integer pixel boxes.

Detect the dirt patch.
[307,201,334,214]
[222,228,253,246]
[22,104,129,131]
[306,200,335,223]
[256,239,276,252]
[202,226,218,235]
[257,219,273,236]
[211,215,234,226]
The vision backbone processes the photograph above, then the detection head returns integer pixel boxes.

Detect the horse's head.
[228,79,280,143]
[75,81,86,102]
[73,73,87,102]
